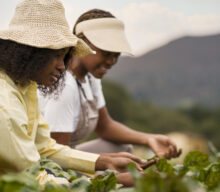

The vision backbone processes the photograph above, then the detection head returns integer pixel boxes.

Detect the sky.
[1,0,220,56]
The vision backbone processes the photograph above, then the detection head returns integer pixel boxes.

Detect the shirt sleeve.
[40,79,80,133]
[35,114,99,173]
[0,92,99,175]
[0,98,40,173]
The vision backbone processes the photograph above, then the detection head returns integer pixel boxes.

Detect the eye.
[56,48,69,58]
[102,51,111,57]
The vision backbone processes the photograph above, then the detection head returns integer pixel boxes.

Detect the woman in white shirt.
[39,9,181,159]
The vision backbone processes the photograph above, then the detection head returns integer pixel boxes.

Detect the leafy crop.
[0,151,219,192]
[127,151,220,192]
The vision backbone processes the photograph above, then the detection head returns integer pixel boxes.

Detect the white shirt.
[38,71,105,132]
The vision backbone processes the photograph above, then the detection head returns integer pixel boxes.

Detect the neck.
[68,58,87,82]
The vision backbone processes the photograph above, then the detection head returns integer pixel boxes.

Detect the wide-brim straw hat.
[0,0,93,57]
[75,18,133,55]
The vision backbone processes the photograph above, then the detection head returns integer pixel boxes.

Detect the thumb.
[133,162,143,172]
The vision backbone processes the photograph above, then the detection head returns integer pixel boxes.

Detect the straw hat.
[0,0,93,57]
[75,18,133,55]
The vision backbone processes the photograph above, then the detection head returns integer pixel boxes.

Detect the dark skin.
[64,38,181,186]
[35,47,150,185]
[33,48,68,86]
[68,37,182,159]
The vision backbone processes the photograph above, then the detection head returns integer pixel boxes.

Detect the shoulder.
[0,72,25,109]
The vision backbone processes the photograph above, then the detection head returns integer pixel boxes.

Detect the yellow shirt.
[0,71,99,175]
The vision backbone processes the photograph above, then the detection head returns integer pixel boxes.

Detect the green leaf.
[156,158,175,176]
[0,172,40,192]
[44,183,73,192]
[135,170,190,192]
[25,158,78,182]
[90,171,117,192]
[127,163,141,180]
[204,163,220,190]
[70,176,91,192]
[183,151,210,171]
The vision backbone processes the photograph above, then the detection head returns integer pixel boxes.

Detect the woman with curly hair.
[39,9,181,159]
[0,0,147,185]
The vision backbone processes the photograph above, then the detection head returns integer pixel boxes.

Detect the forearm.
[47,143,99,173]
[96,120,151,146]
[37,115,99,174]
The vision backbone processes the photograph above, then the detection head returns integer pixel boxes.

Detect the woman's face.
[80,42,120,79]
[35,48,69,86]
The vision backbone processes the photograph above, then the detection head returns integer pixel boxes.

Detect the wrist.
[140,133,152,146]
[95,154,112,171]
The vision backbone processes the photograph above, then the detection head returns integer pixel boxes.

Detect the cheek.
[37,70,50,85]
[36,63,55,85]
[82,55,103,70]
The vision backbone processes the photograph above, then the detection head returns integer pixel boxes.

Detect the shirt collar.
[18,81,37,95]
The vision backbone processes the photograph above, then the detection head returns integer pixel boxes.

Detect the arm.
[37,76,145,173]
[95,107,181,158]
[36,114,99,174]
[95,107,148,144]
[36,114,146,174]
[0,101,40,173]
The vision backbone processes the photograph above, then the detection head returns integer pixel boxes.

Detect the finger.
[132,161,143,172]
[157,152,166,158]
[176,148,182,157]
[167,139,178,152]
[169,145,176,158]
[130,155,147,164]
[116,173,135,187]
[165,151,171,159]
[118,152,147,164]
[141,159,157,169]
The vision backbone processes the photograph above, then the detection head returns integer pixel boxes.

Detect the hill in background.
[105,34,220,108]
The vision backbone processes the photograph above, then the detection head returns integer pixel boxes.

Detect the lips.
[98,67,107,74]
[50,73,60,82]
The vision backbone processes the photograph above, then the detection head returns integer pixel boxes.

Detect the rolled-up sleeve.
[35,114,100,173]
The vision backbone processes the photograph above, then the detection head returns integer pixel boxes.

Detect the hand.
[141,158,158,169]
[116,172,135,187]
[103,152,147,165]
[146,134,182,159]
[95,153,145,173]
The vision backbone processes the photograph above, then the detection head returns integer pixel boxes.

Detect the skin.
[66,37,182,186]
[68,39,119,81]
[34,46,147,184]
[34,48,69,86]
[39,39,181,187]
[69,37,182,160]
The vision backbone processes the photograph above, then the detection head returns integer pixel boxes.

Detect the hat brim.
[75,18,133,55]
[0,25,93,57]
[84,29,133,55]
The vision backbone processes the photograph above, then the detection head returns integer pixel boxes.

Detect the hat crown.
[0,0,94,56]
[10,0,69,28]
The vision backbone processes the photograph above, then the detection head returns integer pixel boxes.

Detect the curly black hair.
[0,39,73,96]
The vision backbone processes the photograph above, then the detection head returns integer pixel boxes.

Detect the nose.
[57,60,65,73]
[106,56,117,66]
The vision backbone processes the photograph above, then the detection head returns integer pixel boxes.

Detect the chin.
[40,80,53,87]
[95,75,104,79]
[92,73,105,79]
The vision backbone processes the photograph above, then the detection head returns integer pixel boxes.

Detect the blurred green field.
[102,79,220,151]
